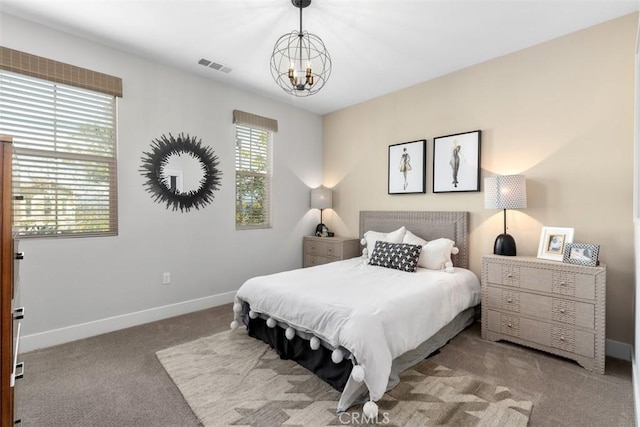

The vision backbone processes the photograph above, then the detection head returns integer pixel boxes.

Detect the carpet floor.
[15,304,634,426]
[156,329,533,426]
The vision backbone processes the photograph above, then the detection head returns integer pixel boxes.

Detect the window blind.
[0,70,118,238]
[0,46,123,97]
[235,124,273,229]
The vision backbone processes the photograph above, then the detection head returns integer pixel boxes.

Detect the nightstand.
[303,236,359,268]
[481,255,606,374]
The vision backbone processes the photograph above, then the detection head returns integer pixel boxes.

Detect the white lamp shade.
[484,175,527,210]
[311,186,332,210]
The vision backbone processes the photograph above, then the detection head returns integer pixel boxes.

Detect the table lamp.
[484,175,527,256]
[310,186,332,236]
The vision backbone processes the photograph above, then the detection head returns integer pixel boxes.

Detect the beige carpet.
[156,330,533,426]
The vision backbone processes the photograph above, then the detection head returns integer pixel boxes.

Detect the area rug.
[156,330,533,426]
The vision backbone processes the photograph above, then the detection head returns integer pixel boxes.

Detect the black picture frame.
[388,139,426,194]
[432,130,481,193]
[562,243,600,267]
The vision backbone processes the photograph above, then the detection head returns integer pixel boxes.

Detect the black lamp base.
[494,234,517,256]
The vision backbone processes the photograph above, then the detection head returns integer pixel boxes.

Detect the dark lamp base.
[494,234,517,256]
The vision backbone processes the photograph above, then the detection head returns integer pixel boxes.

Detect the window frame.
[0,69,119,238]
[234,123,273,230]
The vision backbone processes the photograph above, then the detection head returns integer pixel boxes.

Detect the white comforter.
[234,257,481,404]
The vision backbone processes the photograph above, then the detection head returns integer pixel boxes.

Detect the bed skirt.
[241,303,479,412]
[246,314,353,391]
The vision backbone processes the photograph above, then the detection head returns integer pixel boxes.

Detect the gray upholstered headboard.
[359,211,469,269]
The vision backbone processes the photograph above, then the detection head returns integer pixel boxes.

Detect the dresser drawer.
[486,286,595,328]
[550,325,595,358]
[489,311,595,358]
[551,271,595,300]
[487,286,521,313]
[487,263,521,287]
[486,262,596,300]
[487,310,520,338]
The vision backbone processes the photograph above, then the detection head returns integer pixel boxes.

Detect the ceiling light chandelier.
[270,0,331,96]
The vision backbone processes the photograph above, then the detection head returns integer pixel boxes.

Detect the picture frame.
[432,130,481,193]
[537,226,574,262]
[388,139,426,194]
[563,243,600,267]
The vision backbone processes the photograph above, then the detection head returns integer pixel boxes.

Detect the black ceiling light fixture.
[270,0,331,96]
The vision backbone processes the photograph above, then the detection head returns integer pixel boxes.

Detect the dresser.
[1,135,22,425]
[481,255,606,374]
[303,236,359,268]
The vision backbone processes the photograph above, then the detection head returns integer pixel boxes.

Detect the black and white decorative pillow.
[368,241,422,273]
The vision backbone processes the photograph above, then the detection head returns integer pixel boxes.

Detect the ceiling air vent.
[198,58,232,74]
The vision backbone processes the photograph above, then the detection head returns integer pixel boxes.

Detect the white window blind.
[234,124,273,229]
[0,70,118,238]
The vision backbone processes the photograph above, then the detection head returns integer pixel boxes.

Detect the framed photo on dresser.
[563,243,600,267]
[537,226,574,262]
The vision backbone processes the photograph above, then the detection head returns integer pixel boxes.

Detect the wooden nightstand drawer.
[304,254,336,267]
[303,236,359,268]
[306,240,332,257]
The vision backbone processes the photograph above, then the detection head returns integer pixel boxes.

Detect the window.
[233,110,278,230]
[0,70,118,237]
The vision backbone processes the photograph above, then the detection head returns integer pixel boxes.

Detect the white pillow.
[402,230,457,270]
[421,238,457,270]
[363,226,406,259]
[402,229,427,246]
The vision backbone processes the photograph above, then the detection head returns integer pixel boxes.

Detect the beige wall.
[323,13,637,345]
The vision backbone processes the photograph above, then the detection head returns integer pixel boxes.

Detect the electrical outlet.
[162,272,171,285]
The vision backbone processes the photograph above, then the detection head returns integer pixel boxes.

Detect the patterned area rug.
[156,330,533,426]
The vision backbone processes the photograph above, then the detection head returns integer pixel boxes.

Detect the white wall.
[1,13,324,350]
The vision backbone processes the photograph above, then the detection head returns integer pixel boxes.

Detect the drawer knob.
[560,281,566,286]
[507,322,513,328]
[560,336,566,342]
[507,274,513,278]
[507,298,513,303]
[560,309,566,314]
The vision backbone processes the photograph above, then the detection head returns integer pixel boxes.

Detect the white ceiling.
[1,0,638,115]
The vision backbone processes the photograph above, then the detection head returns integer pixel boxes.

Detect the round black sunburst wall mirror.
[139,133,222,212]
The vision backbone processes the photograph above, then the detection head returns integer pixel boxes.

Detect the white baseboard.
[606,338,632,361]
[19,291,236,352]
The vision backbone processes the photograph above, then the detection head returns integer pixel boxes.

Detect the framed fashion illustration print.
[388,139,426,194]
[432,130,481,193]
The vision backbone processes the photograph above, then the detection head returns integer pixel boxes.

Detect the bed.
[231,211,481,415]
